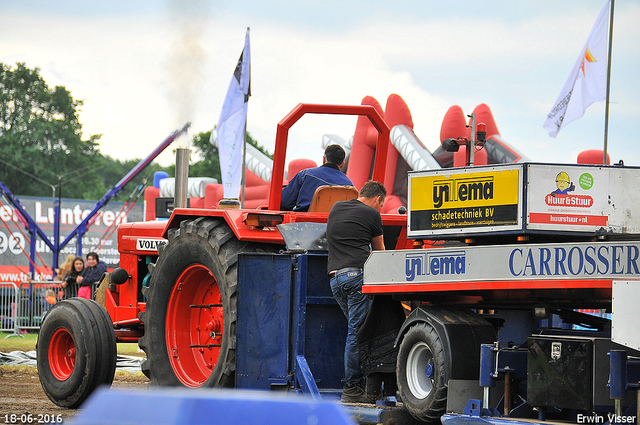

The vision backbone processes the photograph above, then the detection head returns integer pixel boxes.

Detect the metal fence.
[1,282,18,335]
[1,281,83,336]
[15,281,74,332]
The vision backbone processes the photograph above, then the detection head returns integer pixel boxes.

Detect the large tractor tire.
[138,217,276,388]
[396,323,448,423]
[37,298,117,408]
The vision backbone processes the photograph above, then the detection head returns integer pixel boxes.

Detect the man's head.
[358,180,386,211]
[86,252,99,267]
[323,144,346,167]
[555,171,570,191]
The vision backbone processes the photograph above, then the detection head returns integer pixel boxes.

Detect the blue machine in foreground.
[72,387,356,425]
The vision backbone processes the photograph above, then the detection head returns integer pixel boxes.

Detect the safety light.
[243,213,284,228]
[413,240,424,248]
[476,122,487,146]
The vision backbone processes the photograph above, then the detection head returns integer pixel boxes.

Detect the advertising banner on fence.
[407,165,522,238]
[0,196,143,284]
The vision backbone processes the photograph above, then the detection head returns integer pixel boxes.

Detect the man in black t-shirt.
[326,180,386,403]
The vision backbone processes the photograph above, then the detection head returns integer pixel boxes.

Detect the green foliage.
[0,62,269,201]
[187,130,221,180]
[0,63,171,201]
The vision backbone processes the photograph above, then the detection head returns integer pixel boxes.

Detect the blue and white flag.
[543,1,610,138]
[215,28,251,198]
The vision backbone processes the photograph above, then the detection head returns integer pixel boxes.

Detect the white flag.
[215,29,251,198]
[543,1,610,137]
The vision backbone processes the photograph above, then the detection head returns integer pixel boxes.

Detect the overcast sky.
[1,0,638,171]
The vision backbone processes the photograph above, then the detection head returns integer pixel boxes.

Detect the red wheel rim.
[166,264,223,387]
[48,328,76,380]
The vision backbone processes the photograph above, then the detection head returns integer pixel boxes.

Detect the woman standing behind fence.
[54,254,75,281]
[62,257,84,299]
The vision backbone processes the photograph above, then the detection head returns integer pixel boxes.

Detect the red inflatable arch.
[440,105,469,143]
[346,96,384,189]
[381,94,413,213]
[441,104,501,167]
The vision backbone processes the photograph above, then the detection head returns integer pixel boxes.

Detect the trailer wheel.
[139,217,276,388]
[37,298,117,408]
[397,322,448,423]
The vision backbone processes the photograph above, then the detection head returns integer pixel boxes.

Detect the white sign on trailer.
[612,280,640,351]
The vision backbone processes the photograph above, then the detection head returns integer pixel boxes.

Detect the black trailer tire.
[396,322,448,423]
[139,217,276,388]
[37,298,117,408]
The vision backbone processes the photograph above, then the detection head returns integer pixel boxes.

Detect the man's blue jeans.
[330,270,372,387]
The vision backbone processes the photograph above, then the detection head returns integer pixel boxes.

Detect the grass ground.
[0,331,144,356]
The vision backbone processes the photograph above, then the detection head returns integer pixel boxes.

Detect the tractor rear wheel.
[37,298,117,408]
[139,217,276,388]
[396,322,448,423]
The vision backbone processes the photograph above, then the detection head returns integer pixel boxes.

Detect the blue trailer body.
[236,252,346,395]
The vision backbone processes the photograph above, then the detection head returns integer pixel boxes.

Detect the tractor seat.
[307,185,358,213]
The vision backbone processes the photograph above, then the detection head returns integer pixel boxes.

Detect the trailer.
[363,162,640,423]
[36,102,640,425]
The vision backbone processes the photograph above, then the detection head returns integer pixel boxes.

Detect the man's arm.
[371,235,385,251]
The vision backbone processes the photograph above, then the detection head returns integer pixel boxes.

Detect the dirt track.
[0,368,148,424]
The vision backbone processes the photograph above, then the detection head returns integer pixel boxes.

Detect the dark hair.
[324,144,346,166]
[359,180,386,199]
[87,252,99,261]
[73,256,85,266]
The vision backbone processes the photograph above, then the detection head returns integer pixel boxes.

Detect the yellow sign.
[409,168,520,232]
[411,169,520,210]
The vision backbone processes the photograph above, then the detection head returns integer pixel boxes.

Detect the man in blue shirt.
[280,144,353,212]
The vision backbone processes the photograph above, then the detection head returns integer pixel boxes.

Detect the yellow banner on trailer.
[408,167,521,235]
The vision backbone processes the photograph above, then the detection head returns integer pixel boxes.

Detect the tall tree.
[0,62,102,198]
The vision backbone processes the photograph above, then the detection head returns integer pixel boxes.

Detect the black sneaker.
[366,391,381,404]
[340,384,370,404]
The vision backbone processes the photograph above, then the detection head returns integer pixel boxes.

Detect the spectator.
[76,252,106,300]
[62,256,84,299]
[54,254,75,281]
[280,144,353,212]
[326,180,386,403]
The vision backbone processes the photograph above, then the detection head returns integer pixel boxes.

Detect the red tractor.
[36,104,410,407]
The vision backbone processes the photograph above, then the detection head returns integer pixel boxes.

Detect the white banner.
[543,1,610,137]
[365,241,640,285]
[215,28,251,198]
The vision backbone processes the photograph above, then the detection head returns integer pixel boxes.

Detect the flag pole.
[240,27,250,209]
[603,0,615,165]
[241,121,247,208]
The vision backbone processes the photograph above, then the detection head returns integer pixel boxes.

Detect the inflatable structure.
[144,94,609,219]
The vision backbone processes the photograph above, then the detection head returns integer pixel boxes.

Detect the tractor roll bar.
[268,104,391,211]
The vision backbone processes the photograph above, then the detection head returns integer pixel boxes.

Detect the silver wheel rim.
[406,341,434,399]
